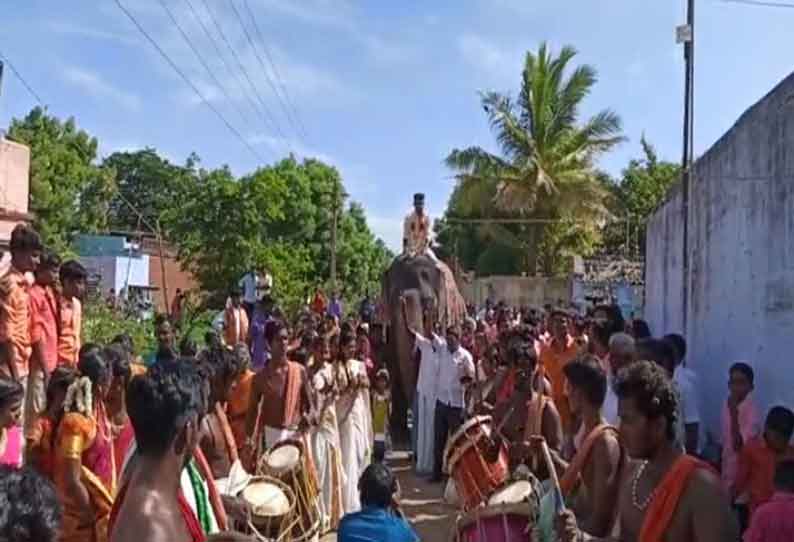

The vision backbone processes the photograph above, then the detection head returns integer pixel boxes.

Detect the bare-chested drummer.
[558,361,739,542]
[242,319,315,467]
[533,355,623,538]
[491,340,563,471]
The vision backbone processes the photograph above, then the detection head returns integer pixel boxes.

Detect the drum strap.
[559,424,618,496]
[523,394,549,441]
[214,403,239,465]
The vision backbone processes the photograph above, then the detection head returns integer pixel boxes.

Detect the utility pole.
[678,0,695,331]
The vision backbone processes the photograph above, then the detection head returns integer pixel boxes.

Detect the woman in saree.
[335,332,373,514]
[104,344,135,478]
[55,350,115,542]
[0,376,24,467]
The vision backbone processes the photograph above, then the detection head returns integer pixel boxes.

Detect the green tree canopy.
[7,107,114,253]
[444,42,624,275]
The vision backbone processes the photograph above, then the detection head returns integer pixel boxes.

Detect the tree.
[102,149,193,233]
[7,107,115,253]
[600,137,681,256]
[445,42,624,274]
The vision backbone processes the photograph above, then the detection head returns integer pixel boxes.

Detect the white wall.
[645,72,794,436]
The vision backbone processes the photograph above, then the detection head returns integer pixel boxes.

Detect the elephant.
[381,253,467,443]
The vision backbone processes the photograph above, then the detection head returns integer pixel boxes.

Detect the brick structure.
[141,236,200,314]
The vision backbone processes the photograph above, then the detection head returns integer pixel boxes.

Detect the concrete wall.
[646,72,794,435]
[0,138,32,242]
[460,275,571,308]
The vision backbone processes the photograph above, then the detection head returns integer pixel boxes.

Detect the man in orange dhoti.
[55,351,115,542]
[539,310,579,438]
[557,361,738,542]
[199,347,243,479]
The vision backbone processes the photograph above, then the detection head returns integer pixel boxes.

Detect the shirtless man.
[110,359,209,542]
[535,356,623,537]
[199,347,243,479]
[558,361,739,542]
[243,320,315,467]
[491,340,563,472]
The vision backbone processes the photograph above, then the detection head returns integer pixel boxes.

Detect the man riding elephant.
[383,193,467,445]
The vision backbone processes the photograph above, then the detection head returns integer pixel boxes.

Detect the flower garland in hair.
[63,377,94,417]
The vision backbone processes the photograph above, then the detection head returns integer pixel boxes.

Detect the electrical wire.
[199,0,287,143]
[0,51,45,105]
[242,0,309,142]
[114,0,265,162]
[230,0,302,144]
[157,0,258,137]
[719,0,794,7]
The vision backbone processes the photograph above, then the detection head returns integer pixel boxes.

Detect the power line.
[242,0,309,142]
[230,0,302,144]
[183,0,276,143]
[720,0,794,7]
[157,0,258,137]
[114,0,265,162]
[0,52,45,106]
[199,0,287,144]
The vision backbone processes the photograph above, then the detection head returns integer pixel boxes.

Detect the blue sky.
[1,0,793,251]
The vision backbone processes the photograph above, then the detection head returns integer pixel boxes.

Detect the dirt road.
[321,450,458,541]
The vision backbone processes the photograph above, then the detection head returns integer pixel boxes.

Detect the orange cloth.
[27,415,56,479]
[28,284,59,372]
[57,296,81,366]
[0,267,32,377]
[282,362,303,426]
[559,424,618,496]
[55,412,114,542]
[226,370,254,451]
[638,454,711,542]
[539,335,578,432]
[224,305,249,346]
[736,436,794,516]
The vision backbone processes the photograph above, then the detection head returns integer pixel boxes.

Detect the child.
[736,405,794,518]
[722,363,761,498]
[371,369,391,463]
[744,459,794,541]
[0,377,24,467]
[26,367,78,478]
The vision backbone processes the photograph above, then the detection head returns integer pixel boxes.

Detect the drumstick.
[540,440,566,513]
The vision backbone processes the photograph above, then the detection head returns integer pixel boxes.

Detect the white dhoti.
[415,391,436,475]
[312,425,345,532]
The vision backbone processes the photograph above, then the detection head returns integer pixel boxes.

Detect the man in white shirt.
[401,297,441,475]
[432,325,475,483]
[606,332,636,426]
[665,333,702,454]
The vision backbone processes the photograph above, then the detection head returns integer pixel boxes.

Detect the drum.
[444,415,509,510]
[453,475,544,542]
[239,476,296,541]
[259,439,321,542]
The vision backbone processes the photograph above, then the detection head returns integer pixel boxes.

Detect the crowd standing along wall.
[646,73,794,436]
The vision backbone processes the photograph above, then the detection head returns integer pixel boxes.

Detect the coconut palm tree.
[445,42,624,274]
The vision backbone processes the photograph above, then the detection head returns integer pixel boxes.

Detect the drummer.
[532,356,623,538]
[491,340,563,473]
[242,320,316,468]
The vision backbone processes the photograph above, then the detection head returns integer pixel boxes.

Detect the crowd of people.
[1,218,794,542]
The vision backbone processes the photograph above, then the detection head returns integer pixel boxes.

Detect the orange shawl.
[282,362,303,426]
[559,424,618,496]
[638,454,710,542]
[226,370,254,452]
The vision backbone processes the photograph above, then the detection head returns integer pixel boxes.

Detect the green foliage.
[102,149,194,233]
[443,42,624,275]
[163,156,392,315]
[7,107,115,254]
[82,297,155,354]
[600,137,681,256]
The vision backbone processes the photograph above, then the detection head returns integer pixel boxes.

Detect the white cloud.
[367,214,403,252]
[458,34,525,87]
[46,20,137,45]
[61,67,141,111]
